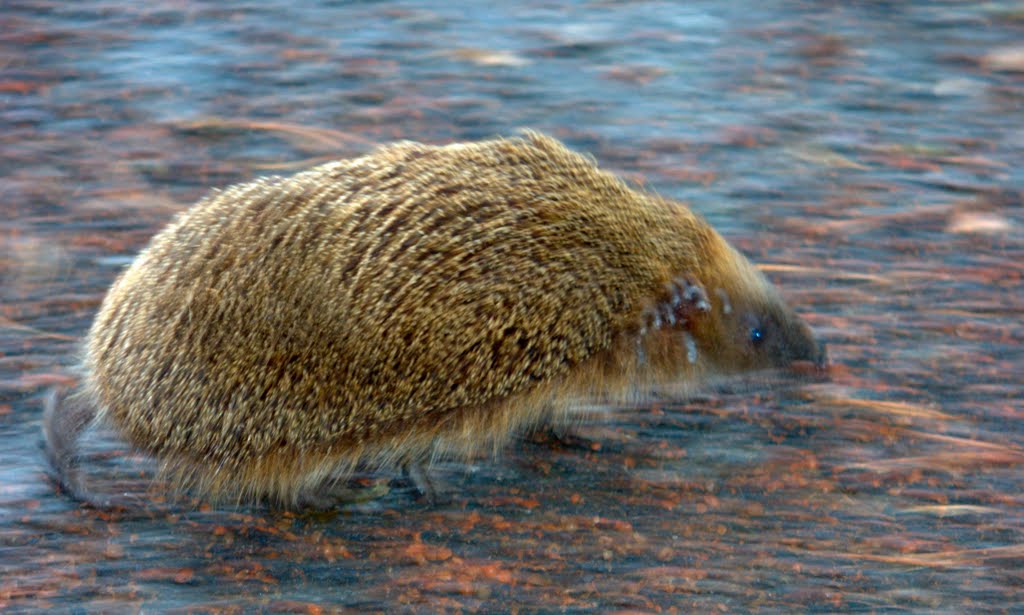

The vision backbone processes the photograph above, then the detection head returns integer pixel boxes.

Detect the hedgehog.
[44,132,827,507]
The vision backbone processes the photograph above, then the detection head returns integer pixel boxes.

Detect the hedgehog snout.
[784,319,829,375]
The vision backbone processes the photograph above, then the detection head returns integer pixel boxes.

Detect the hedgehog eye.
[749,327,765,346]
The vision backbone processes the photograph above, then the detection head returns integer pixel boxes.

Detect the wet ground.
[2,1,1023,612]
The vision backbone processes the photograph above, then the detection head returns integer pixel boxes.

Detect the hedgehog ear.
[668,276,711,325]
[644,276,711,332]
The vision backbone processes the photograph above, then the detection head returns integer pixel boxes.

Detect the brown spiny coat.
[54,132,824,505]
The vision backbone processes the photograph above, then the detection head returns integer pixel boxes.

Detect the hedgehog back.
[84,134,699,478]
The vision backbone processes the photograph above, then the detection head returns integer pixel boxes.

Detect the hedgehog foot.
[528,424,600,452]
[292,478,392,510]
[401,462,450,505]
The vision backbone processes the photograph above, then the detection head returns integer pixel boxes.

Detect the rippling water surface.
[2,1,1022,611]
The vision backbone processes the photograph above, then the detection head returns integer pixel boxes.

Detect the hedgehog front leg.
[402,461,448,505]
[292,478,393,510]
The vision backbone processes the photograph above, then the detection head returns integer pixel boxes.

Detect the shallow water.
[2,1,1023,612]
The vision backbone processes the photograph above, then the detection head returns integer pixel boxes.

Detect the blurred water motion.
[1,1,1022,612]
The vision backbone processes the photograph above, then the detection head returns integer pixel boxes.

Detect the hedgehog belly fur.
[144,342,646,506]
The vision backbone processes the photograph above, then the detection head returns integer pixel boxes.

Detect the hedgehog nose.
[789,340,829,377]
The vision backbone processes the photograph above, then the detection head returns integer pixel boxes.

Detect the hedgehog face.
[654,247,826,377]
[707,289,826,373]
[635,272,818,382]
[679,250,829,378]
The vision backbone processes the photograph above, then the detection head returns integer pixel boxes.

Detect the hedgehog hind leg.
[42,387,102,506]
[236,450,393,510]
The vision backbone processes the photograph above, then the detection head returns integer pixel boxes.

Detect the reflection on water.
[2,0,1022,611]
